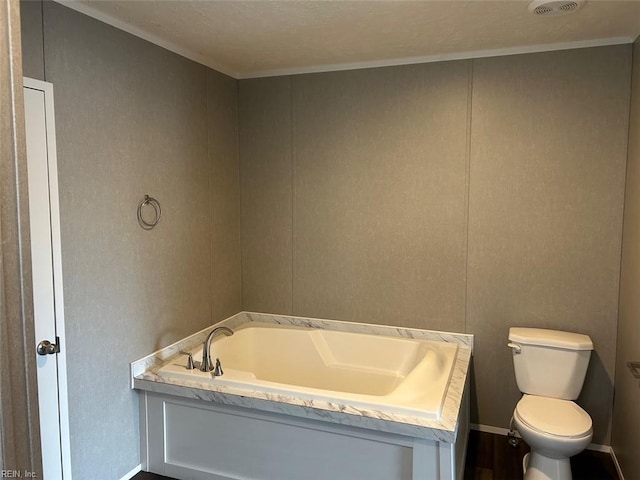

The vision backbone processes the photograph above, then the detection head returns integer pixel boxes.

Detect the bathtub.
[156,322,458,420]
[134,313,473,480]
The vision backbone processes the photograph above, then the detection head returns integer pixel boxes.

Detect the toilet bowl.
[508,328,594,480]
[513,395,592,480]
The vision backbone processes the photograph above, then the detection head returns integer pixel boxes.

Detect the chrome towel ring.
[137,194,162,230]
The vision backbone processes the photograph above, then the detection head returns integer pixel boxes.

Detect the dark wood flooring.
[131,474,174,480]
[132,430,620,480]
[464,430,620,480]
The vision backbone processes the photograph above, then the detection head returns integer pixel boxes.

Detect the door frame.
[24,77,72,479]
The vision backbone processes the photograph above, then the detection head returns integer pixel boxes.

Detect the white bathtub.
[157,322,458,420]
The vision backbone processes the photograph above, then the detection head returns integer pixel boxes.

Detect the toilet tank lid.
[509,328,593,350]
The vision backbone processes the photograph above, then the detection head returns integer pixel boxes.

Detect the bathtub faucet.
[201,326,234,373]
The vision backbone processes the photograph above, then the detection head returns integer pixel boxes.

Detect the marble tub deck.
[131,312,473,443]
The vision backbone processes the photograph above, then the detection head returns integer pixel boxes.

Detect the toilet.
[508,327,594,480]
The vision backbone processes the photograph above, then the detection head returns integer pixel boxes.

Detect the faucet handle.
[180,351,195,370]
[213,358,224,376]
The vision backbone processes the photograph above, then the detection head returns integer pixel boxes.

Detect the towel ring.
[137,195,162,230]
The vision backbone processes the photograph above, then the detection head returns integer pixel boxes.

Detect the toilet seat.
[515,395,592,438]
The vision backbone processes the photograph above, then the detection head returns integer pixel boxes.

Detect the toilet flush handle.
[507,342,522,354]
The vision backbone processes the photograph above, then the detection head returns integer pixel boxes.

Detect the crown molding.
[239,37,633,79]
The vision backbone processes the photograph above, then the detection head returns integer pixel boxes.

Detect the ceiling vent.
[528,0,586,16]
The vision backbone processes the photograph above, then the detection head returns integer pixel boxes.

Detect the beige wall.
[208,69,242,321]
[21,2,241,478]
[613,38,640,479]
[19,0,43,80]
[2,0,42,474]
[292,64,470,330]
[239,76,293,313]
[239,46,631,445]
[468,48,630,444]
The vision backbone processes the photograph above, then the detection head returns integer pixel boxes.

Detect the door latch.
[36,337,60,356]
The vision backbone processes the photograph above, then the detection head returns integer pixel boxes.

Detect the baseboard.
[470,423,610,453]
[586,443,612,453]
[119,464,141,480]
[610,447,626,480]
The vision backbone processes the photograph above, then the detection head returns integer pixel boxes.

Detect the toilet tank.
[508,327,593,400]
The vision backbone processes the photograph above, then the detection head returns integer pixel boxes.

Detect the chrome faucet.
[200,326,233,373]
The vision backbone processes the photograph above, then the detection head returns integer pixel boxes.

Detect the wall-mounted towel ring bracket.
[137,195,162,230]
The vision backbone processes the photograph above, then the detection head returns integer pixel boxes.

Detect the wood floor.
[131,474,174,480]
[132,430,620,480]
[463,430,620,480]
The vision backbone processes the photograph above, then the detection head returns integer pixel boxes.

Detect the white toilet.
[508,327,594,480]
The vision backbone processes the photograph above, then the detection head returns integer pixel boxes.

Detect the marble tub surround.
[130,312,247,383]
[131,311,473,379]
[132,311,473,442]
[244,311,474,347]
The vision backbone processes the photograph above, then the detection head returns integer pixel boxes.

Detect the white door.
[23,78,72,479]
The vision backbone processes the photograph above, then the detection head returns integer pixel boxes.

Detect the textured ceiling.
[66,0,640,78]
